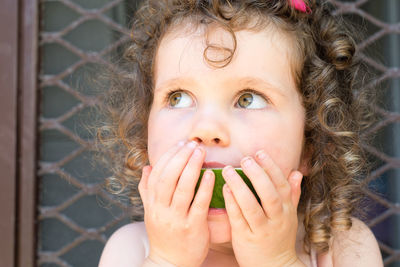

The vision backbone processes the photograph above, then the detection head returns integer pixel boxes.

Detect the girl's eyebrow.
[154,77,194,93]
[155,76,289,97]
[235,76,288,98]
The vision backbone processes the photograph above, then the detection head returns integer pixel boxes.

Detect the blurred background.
[1,0,399,266]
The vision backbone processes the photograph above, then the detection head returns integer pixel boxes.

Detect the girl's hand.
[138,141,215,267]
[222,150,305,267]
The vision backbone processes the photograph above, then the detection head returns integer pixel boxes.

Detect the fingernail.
[187,141,198,148]
[255,150,266,160]
[203,170,212,181]
[242,157,253,168]
[295,171,303,181]
[178,140,185,146]
[223,166,236,177]
[193,147,203,157]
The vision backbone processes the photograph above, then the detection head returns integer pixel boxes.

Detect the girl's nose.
[188,115,230,147]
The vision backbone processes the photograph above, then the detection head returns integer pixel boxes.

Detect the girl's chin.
[208,215,232,243]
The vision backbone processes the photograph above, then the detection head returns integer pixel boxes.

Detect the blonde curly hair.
[96,0,376,253]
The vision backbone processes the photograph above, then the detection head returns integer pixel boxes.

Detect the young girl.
[98,0,383,266]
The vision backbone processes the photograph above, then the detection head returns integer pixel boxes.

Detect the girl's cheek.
[234,125,301,177]
[147,111,193,164]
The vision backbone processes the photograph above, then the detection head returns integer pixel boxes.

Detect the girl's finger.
[138,165,152,207]
[188,170,214,221]
[170,146,205,216]
[240,157,284,219]
[223,183,249,234]
[154,141,198,207]
[222,166,267,232]
[287,171,303,208]
[147,140,185,190]
[254,150,291,201]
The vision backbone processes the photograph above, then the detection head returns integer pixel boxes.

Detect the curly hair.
[96,0,375,254]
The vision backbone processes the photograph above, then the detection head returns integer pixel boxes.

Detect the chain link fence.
[38,0,400,266]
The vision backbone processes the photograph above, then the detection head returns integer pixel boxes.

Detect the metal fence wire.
[38,0,400,266]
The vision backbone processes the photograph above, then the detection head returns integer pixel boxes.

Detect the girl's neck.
[209,242,234,256]
[203,243,239,267]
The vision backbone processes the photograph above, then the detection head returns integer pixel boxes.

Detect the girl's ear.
[299,145,312,176]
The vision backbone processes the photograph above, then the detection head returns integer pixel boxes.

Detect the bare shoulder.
[330,217,383,267]
[98,221,148,267]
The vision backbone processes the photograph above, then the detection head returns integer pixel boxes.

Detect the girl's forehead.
[153,25,298,95]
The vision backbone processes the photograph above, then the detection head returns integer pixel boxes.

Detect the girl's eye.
[237,92,268,109]
[168,91,193,108]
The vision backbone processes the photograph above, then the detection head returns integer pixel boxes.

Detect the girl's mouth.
[208,208,227,215]
[202,161,226,168]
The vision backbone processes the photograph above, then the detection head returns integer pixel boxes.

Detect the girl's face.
[148,25,308,244]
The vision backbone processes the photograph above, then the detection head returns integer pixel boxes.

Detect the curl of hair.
[95,0,376,253]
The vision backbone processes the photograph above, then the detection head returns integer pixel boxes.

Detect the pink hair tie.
[291,0,310,13]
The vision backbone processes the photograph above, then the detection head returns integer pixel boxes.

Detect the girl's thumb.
[288,171,303,207]
[138,165,152,205]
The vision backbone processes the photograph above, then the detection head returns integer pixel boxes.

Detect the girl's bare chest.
[200,249,314,267]
[200,253,239,267]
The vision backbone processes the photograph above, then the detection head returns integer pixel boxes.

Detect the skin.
[98,23,383,267]
[144,24,308,267]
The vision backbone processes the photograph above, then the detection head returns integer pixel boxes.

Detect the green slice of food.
[194,168,261,208]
